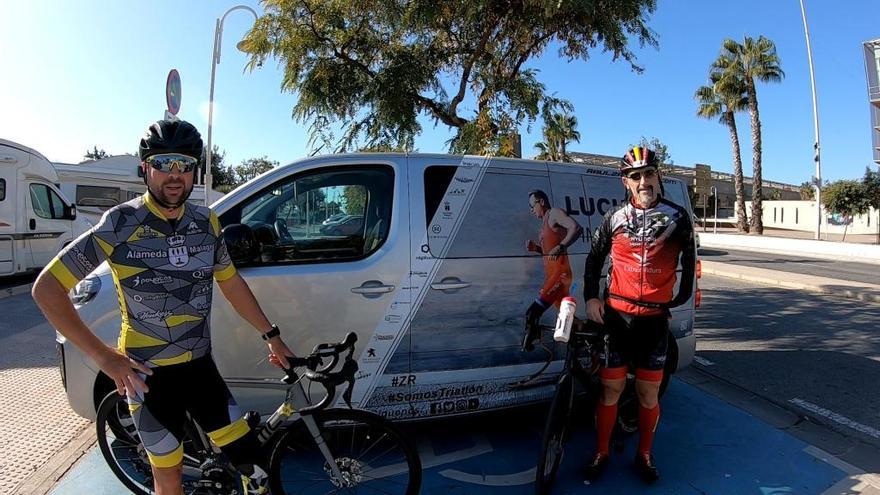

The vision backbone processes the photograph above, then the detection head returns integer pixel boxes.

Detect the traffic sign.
[166,69,181,115]
[694,163,711,194]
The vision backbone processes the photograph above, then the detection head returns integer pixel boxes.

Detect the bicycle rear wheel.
[95,392,207,495]
[535,374,574,495]
[269,408,421,495]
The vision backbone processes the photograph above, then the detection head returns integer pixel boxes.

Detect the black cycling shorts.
[598,305,669,371]
[127,355,250,468]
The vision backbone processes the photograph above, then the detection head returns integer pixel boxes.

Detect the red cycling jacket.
[584,197,696,316]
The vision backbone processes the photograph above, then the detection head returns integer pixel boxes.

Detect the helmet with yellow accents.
[620,146,659,174]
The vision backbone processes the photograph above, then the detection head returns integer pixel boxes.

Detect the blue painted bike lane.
[52,379,848,494]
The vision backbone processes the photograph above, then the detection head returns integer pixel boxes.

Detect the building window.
[781,208,784,223]
[796,209,799,224]
[773,208,777,223]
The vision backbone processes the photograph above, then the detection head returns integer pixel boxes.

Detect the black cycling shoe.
[583,452,610,481]
[634,453,659,483]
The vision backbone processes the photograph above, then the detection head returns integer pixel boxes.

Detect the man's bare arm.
[31,271,151,395]
[550,208,583,248]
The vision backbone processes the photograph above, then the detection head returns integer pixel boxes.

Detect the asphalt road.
[698,247,880,285]
[696,274,880,451]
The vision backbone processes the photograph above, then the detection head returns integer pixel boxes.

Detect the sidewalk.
[701,260,880,303]
[699,227,880,265]
[696,224,880,245]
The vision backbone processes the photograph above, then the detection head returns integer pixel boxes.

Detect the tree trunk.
[747,81,763,234]
[726,111,749,233]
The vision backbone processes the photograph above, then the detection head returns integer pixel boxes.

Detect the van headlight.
[71,275,101,305]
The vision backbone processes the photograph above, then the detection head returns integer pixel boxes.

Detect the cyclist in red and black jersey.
[582,146,695,483]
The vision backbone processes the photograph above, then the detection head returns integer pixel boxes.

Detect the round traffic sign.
[166,69,181,115]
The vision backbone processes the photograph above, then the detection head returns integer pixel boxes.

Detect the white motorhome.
[55,155,225,226]
[55,155,145,227]
[0,139,89,276]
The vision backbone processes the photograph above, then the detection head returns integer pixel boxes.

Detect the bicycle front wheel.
[535,374,574,495]
[269,408,422,495]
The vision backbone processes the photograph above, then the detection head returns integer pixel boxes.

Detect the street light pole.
[205,5,259,206]
[799,0,822,240]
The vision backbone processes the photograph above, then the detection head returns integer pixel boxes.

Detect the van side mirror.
[136,165,144,178]
[222,223,260,265]
[66,205,77,220]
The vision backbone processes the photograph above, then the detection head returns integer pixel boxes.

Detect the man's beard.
[147,179,193,209]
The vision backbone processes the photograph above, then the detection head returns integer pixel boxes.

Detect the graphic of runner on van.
[522,190,583,351]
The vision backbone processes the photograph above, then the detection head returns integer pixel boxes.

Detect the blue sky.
[1,0,877,185]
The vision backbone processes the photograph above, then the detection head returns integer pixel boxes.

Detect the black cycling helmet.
[138,119,203,161]
[620,146,659,173]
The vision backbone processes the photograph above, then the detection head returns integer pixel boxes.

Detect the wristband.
[261,324,281,341]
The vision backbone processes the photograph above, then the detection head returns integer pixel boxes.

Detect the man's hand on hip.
[97,348,152,397]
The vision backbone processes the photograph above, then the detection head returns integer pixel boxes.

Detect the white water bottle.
[553,297,577,343]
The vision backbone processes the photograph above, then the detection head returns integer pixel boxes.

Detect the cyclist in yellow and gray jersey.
[32,119,295,495]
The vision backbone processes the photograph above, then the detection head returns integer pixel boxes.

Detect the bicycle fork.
[264,380,349,485]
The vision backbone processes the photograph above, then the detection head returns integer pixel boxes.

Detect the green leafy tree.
[696,71,749,232]
[241,1,657,155]
[82,146,109,162]
[200,145,236,187]
[798,181,815,200]
[712,36,784,235]
[822,179,870,241]
[343,186,367,215]
[234,156,278,185]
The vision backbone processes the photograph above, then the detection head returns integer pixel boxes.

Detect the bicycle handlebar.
[280,331,359,414]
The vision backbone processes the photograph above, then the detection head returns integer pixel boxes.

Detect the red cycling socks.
[638,404,660,455]
[595,402,618,455]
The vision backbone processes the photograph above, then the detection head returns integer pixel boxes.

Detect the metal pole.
[711,185,718,234]
[799,0,822,240]
[204,5,259,207]
[205,18,220,206]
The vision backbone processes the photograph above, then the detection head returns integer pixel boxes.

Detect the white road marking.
[789,398,880,440]
[693,355,714,366]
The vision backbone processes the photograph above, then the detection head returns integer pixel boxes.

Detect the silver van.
[58,153,697,421]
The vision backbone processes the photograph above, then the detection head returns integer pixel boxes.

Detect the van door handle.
[430,278,471,291]
[351,280,395,298]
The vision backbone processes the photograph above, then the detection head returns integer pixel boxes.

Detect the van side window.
[228,165,393,264]
[0,179,5,201]
[29,184,68,220]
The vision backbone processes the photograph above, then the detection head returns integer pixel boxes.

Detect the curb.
[0,283,33,301]
[701,266,880,304]
[12,424,94,495]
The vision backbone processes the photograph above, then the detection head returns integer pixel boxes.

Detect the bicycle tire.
[95,392,207,495]
[269,408,421,495]
[535,374,574,495]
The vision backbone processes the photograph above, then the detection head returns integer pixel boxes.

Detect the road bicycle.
[525,321,671,495]
[95,332,422,494]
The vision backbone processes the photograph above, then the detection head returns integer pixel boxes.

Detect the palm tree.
[713,36,784,234]
[695,73,750,232]
[535,112,580,161]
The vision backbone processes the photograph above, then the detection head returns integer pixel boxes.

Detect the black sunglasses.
[624,168,658,181]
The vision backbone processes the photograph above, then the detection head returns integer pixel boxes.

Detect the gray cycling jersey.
[48,193,236,367]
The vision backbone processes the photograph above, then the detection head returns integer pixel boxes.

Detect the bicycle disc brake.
[324,457,364,488]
